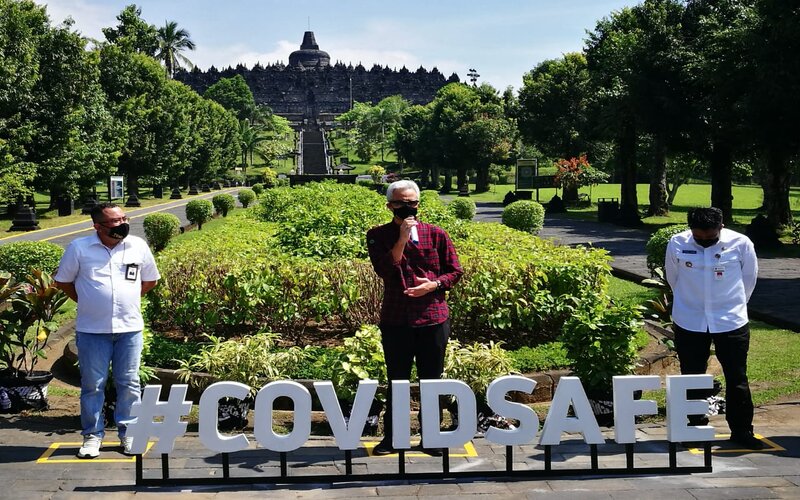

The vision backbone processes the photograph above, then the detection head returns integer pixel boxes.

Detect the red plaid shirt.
[367,220,463,327]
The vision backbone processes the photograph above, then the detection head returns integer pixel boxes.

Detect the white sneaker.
[120,437,135,455]
[77,434,102,459]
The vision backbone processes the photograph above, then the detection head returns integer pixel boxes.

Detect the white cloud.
[39,0,115,40]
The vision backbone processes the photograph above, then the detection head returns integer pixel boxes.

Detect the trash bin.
[597,197,619,223]
[57,195,73,216]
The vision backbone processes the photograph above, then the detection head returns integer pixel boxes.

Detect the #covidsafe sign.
[125,374,716,455]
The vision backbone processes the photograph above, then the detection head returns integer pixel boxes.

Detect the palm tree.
[239,120,269,175]
[156,21,196,78]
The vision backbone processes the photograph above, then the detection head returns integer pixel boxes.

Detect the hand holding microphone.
[409,225,419,244]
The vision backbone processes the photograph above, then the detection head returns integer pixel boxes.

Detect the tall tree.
[682,0,753,225]
[102,4,158,56]
[156,20,195,78]
[585,7,643,225]
[746,0,800,226]
[518,53,591,160]
[203,74,255,121]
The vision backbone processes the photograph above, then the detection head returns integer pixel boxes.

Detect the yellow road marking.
[37,441,155,463]
[687,433,785,454]
[363,441,478,457]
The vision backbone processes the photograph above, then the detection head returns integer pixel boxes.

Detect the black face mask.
[694,237,719,248]
[393,206,418,220]
[108,222,130,240]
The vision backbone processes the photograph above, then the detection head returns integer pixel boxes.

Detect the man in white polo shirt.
[665,207,762,449]
[55,202,160,458]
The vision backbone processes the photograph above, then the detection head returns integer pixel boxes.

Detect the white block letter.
[254,381,312,452]
[666,374,715,443]
[485,375,539,446]
[420,379,477,449]
[540,377,604,445]
[391,380,411,450]
[314,380,378,450]
[612,375,661,443]
[199,382,251,452]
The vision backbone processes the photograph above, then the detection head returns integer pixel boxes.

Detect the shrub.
[251,183,264,196]
[366,165,385,183]
[509,342,571,373]
[212,193,236,217]
[559,296,643,395]
[143,213,181,251]
[185,199,213,229]
[443,340,516,400]
[148,205,611,346]
[0,241,63,280]
[501,200,545,235]
[177,332,305,393]
[448,198,476,221]
[238,188,256,208]
[254,182,388,258]
[262,168,278,188]
[645,224,688,275]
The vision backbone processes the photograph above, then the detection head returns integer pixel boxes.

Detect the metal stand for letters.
[135,441,712,486]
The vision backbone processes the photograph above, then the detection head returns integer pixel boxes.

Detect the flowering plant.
[0,270,68,378]
[554,155,591,191]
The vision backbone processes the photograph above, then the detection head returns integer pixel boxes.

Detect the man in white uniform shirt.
[55,203,160,458]
[665,207,762,449]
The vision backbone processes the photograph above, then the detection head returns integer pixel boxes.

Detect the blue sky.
[40,0,636,92]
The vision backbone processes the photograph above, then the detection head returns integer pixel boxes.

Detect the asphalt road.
[0,188,241,248]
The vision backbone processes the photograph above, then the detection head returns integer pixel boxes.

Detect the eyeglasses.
[99,217,129,225]
[389,200,420,208]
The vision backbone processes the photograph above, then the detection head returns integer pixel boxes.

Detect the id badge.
[125,264,139,281]
[713,266,725,281]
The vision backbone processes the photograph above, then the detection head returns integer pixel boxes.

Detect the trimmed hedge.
[212,193,236,217]
[502,200,545,235]
[0,241,63,280]
[148,186,612,347]
[237,188,256,208]
[449,198,477,221]
[143,213,181,251]
[186,199,213,229]
[645,224,688,275]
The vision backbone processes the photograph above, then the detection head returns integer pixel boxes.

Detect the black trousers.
[673,323,754,434]
[379,320,449,440]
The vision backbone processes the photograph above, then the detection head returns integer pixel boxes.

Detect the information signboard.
[516,159,538,190]
[109,176,124,200]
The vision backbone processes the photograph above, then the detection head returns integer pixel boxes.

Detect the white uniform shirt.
[54,233,160,334]
[665,228,758,333]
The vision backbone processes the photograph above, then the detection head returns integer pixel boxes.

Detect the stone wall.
[175,62,459,117]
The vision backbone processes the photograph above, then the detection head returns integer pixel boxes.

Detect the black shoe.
[372,438,395,456]
[417,443,443,457]
[729,432,766,450]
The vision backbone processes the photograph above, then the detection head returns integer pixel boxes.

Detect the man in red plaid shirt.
[367,180,463,456]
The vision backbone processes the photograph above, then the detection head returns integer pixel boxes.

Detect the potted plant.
[0,270,68,412]
[176,331,305,429]
[559,296,643,426]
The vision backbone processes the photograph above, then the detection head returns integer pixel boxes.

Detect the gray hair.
[386,180,420,201]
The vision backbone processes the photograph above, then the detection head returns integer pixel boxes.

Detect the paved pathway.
[475,202,800,332]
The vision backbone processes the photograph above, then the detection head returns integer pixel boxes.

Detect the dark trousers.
[673,323,754,434]
[380,320,449,441]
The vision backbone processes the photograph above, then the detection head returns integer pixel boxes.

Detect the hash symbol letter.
[127,385,192,454]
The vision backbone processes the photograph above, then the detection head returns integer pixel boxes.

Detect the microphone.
[410,225,419,244]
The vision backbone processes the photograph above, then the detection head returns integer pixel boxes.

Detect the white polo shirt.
[55,233,160,334]
[665,228,758,333]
